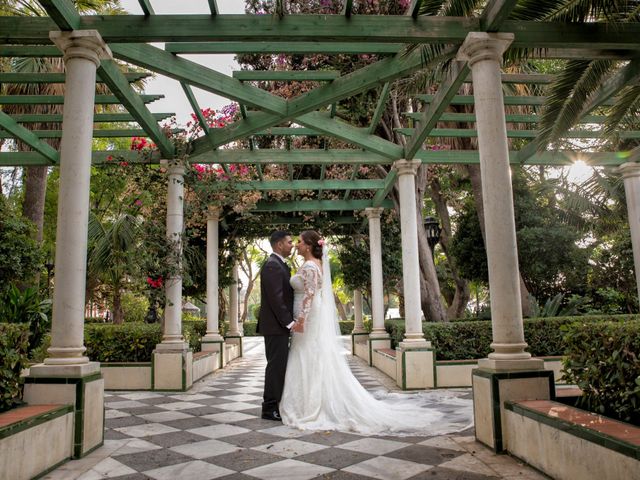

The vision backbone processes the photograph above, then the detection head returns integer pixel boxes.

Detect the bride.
[279,230,472,436]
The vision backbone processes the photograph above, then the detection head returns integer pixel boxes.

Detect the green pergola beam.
[254,127,320,136]
[7,112,173,123]
[0,128,181,139]
[415,94,616,106]
[0,46,62,57]
[37,0,80,30]
[191,45,453,155]
[0,94,163,105]
[396,127,640,139]
[404,112,607,124]
[0,72,151,83]
[296,111,403,159]
[262,216,360,225]
[209,179,384,191]
[5,16,640,51]
[405,61,470,160]
[0,149,632,167]
[137,0,155,16]
[371,169,398,207]
[253,199,394,212]
[97,60,174,157]
[480,0,519,32]
[110,43,287,114]
[368,82,391,135]
[232,70,340,81]
[165,42,403,55]
[0,110,59,164]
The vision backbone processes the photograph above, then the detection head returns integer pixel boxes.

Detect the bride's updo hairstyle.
[300,230,323,260]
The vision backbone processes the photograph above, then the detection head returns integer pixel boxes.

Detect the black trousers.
[262,335,289,413]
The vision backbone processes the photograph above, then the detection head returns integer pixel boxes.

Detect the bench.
[504,399,640,480]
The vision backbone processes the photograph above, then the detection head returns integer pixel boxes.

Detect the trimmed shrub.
[183,320,206,353]
[244,322,257,336]
[121,293,149,323]
[563,320,640,425]
[0,323,30,412]
[385,314,639,360]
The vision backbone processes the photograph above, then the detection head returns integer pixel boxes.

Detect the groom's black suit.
[258,253,294,416]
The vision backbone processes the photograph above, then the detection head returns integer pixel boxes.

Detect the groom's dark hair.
[269,230,291,247]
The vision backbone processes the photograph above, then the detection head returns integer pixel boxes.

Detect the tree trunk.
[112,288,124,324]
[241,277,255,323]
[22,166,48,243]
[465,164,532,317]
[334,293,348,321]
[429,175,471,319]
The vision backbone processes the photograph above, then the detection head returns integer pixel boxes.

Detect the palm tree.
[87,212,141,324]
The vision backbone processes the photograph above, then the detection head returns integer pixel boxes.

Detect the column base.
[472,367,555,452]
[225,335,244,358]
[478,357,544,372]
[152,349,193,391]
[201,337,225,367]
[155,341,189,352]
[396,344,435,390]
[23,363,104,458]
[351,332,369,357]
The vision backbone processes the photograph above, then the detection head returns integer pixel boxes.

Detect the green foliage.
[0,198,43,292]
[528,293,590,318]
[85,322,206,362]
[121,292,149,323]
[385,314,640,361]
[0,284,51,353]
[243,322,258,336]
[563,320,640,425]
[0,323,30,412]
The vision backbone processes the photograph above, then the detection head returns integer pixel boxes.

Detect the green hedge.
[0,324,30,412]
[385,314,640,360]
[563,320,640,425]
[85,321,207,362]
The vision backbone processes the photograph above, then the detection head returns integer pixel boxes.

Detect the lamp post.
[424,216,442,260]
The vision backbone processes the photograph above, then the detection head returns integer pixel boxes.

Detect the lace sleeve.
[296,263,320,326]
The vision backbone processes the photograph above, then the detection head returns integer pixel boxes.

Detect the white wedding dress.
[279,254,473,436]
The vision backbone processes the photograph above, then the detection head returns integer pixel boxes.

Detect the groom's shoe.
[261,410,282,421]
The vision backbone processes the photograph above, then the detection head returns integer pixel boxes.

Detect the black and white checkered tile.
[44,338,547,480]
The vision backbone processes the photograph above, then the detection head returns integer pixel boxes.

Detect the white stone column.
[227,263,241,336]
[202,206,224,349]
[394,159,428,348]
[365,208,388,339]
[158,160,187,351]
[352,289,366,333]
[34,31,111,373]
[620,162,640,304]
[457,32,542,371]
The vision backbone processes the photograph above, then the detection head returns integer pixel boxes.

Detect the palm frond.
[538,59,614,149]
[604,84,640,136]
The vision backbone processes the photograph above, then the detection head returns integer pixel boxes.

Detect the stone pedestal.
[152,350,193,391]
[472,369,555,452]
[395,346,435,390]
[22,30,111,459]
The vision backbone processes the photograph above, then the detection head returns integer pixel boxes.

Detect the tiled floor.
[44,337,549,480]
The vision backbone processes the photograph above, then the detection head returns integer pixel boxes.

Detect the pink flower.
[318,239,325,246]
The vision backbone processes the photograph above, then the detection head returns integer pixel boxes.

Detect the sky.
[118,0,244,127]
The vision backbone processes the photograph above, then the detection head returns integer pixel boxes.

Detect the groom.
[258,231,296,421]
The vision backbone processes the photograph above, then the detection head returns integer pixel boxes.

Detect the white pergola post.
[153,160,192,391]
[394,159,428,347]
[157,160,187,350]
[25,30,110,458]
[457,32,549,452]
[620,162,640,304]
[202,207,224,356]
[364,208,390,365]
[225,263,243,357]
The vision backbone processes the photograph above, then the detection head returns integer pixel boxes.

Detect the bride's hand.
[292,321,304,333]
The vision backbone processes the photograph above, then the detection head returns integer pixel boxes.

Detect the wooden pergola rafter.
[1,0,639,219]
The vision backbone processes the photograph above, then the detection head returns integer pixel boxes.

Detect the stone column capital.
[364,207,384,219]
[619,162,640,180]
[161,159,185,177]
[393,159,421,177]
[456,32,514,67]
[207,206,222,221]
[49,30,112,66]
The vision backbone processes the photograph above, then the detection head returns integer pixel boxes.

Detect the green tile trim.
[0,405,73,440]
[151,353,155,390]
[436,360,479,366]
[505,401,640,461]
[24,372,103,384]
[101,363,152,367]
[472,369,555,453]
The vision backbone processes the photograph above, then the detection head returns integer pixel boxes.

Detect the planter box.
[0,404,74,480]
[102,363,152,390]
